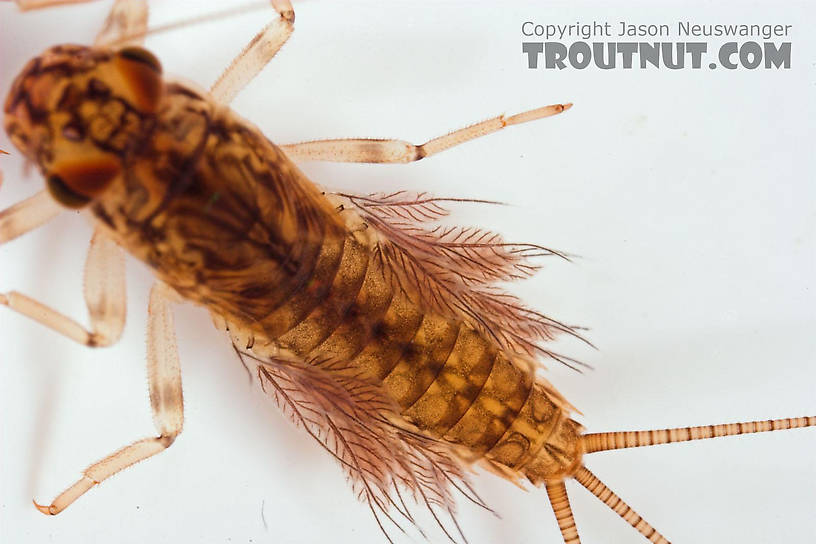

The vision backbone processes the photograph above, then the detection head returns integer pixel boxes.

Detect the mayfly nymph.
[1,2,813,543]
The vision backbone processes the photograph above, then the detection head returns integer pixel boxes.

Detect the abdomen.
[224,229,577,480]
[93,84,580,481]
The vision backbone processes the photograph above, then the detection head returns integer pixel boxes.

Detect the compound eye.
[117,46,162,74]
[115,47,163,112]
[46,155,121,209]
[47,174,91,209]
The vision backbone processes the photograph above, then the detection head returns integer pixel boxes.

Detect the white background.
[1,1,814,543]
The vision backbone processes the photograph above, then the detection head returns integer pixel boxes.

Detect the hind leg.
[34,282,183,514]
[280,103,572,163]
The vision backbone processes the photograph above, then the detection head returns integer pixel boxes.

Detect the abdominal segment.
[226,231,572,479]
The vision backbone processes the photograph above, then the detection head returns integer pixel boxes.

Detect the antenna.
[108,1,274,47]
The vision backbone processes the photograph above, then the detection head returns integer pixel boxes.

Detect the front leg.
[0,190,62,245]
[34,281,183,515]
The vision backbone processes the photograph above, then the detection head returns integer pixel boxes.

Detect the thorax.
[89,82,347,322]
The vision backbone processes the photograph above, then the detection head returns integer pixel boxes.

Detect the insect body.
[4,34,584,501]
[1,2,814,543]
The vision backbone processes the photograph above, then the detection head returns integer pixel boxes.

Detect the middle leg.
[1,228,126,347]
[210,0,295,106]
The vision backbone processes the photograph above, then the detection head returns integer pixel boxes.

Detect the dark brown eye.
[117,46,162,74]
[47,174,91,209]
[115,47,164,113]
[46,155,121,209]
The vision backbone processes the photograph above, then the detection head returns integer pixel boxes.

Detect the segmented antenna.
[108,1,273,47]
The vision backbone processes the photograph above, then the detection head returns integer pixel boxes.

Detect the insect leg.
[0,190,62,245]
[1,228,126,347]
[545,479,581,544]
[93,0,148,48]
[209,0,295,105]
[279,103,572,163]
[33,281,183,515]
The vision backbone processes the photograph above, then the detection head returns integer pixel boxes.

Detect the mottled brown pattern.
[4,45,584,487]
[235,226,582,481]
[255,234,346,339]
[90,81,582,483]
[487,385,560,470]
[3,18,814,544]
[403,327,497,436]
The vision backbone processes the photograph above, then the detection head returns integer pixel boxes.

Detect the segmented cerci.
[1,2,813,543]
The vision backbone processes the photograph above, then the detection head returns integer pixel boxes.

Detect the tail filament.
[582,416,816,454]
[574,466,670,544]
[545,480,581,544]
